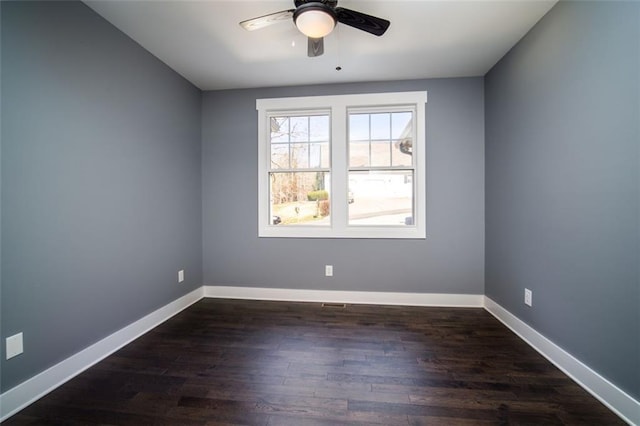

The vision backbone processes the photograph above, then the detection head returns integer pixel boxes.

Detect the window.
[257,91,427,238]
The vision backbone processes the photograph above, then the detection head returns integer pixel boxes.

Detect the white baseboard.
[484,297,639,426]
[0,287,204,422]
[204,285,484,307]
[3,288,635,425]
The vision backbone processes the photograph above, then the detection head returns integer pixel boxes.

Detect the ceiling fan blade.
[308,37,324,57]
[239,9,294,31]
[335,7,390,36]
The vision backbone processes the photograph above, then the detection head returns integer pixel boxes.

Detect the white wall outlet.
[178,269,185,283]
[6,332,24,360]
[325,265,333,277]
[524,288,533,307]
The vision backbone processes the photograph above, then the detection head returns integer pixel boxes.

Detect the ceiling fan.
[239,0,390,57]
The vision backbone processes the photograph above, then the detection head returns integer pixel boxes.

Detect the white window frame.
[257,91,427,239]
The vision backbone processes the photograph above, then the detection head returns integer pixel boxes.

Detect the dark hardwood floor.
[4,299,623,425]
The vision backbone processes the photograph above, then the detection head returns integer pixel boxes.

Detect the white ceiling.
[84,0,557,91]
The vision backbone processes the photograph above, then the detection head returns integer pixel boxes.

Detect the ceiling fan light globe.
[294,6,336,38]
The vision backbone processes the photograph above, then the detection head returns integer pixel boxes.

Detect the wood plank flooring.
[4,299,623,425]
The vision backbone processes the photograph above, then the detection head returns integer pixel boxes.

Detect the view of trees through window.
[269,114,331,225]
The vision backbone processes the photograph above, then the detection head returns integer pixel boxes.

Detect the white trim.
[204,285,483,307]
[256,91,428,111]
[0,288,204,422]
[484,297,639,426]
[257,91,427,239]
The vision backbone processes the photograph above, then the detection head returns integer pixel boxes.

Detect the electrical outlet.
[325,265,333,277]
[178,269,185,283]
[524,288,532,307]
[6,332,24,360]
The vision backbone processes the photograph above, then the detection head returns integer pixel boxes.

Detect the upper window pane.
[349,114,369,141]
[309,142,329,168]
[291,144,309,168]
[349,141,370,168]
[371,141,391,167]
[270,113,330,170]
[370,113,390,140]
[392,112,412,138]
[349,111,414,168]
[270,145,289,169]
[392,139,412,167]
[289,116,309,142]
[271,117,289,143]
[310,116,329,141]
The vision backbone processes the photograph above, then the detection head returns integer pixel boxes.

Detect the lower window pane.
[348,170,414,226]
[270,172,331,226]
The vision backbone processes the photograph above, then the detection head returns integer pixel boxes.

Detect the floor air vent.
[322,303,347,308]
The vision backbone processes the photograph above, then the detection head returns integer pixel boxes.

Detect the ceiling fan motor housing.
[294,0,338,8]
[293,2,337,39]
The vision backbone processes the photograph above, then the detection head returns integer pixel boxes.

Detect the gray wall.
[0,0,3,392]
[1,1,203,391]
[202,79,484,294]
[485,0,639,399]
